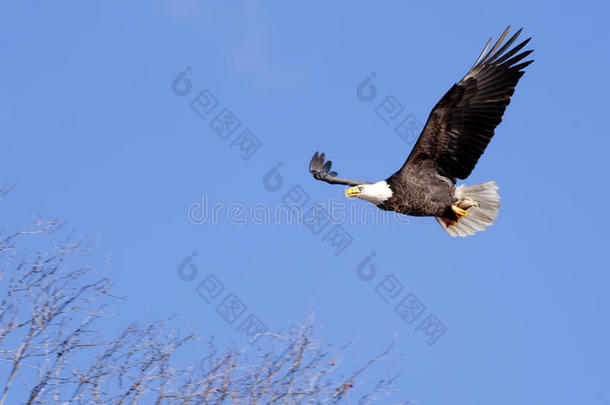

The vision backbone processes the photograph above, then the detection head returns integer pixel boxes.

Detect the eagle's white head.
[345,181,393,205]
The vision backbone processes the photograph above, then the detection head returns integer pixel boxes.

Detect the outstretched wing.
[309,152,370,186]
[401,27,533,181]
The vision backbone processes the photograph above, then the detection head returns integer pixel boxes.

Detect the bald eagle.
[309,27,533,237]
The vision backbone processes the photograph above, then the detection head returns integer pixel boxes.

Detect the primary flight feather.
[309,27,533,237]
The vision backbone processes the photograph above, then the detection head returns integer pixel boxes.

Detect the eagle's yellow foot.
[451,204,468,218]
[442,203,472,227]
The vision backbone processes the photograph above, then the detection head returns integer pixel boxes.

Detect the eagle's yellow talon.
[452,204,468,217]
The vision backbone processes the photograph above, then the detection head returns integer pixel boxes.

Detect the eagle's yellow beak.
[345,186,361,198]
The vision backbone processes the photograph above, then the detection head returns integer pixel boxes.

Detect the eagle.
[309,27,533,237]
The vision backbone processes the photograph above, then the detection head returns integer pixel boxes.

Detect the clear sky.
[1,1,609,404]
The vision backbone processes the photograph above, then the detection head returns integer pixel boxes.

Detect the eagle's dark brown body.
[381,168,456,218]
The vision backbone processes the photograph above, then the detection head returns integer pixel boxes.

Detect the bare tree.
[0,188,408,404]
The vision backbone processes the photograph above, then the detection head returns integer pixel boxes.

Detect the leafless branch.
[0,189,409,404]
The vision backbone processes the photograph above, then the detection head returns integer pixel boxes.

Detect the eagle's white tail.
[435,181,500,237]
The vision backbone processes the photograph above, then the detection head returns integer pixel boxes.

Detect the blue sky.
[1,1,609,404]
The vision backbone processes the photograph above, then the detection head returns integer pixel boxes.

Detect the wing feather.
[400,27,533,181]
[309,152,370,186]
